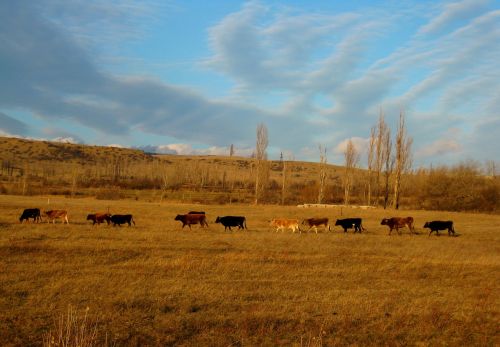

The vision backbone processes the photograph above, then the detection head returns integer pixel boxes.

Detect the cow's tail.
[132,216,136,226]
[244,219,248,230]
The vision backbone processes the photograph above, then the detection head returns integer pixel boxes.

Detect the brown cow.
[175,214,208,229]
[270,218,300,233]
[44,210,69,224]
[87,213,111,225]
[301,218,330,233]
[381,217,415,235]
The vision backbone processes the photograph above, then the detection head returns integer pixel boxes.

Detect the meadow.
[0,194,498,346]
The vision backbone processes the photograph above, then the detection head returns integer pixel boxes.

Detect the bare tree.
[382,126,393,209]
[229,144,234,157]
[281,151,294,205]
[393,111,413,209]
[367,125,376,205]
[254,123,269,204]
[485,160,497,177]
[374,109,387,206]
[318,145,327,204]
[343,139,359,205]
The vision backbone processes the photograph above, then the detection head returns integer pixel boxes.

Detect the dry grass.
[0,194,499,346]
[42,305,99,347]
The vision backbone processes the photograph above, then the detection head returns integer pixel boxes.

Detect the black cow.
[424,221,455,236]
[19,208,42,223]
[215,216,247,231]
[111,214,135,227]
[335,218,364,233]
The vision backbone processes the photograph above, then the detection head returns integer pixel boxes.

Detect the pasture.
[0,194,498,346]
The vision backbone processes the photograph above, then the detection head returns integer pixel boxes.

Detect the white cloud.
[419,0,491,35]
[334,137,369,155]
[416,138,462,158]
[1,1,499,165]
[138,144,253,157]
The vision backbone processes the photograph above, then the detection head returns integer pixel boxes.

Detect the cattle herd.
[18,207,457,236]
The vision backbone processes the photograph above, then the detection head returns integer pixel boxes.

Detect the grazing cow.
[215,216,247,231]
[19,208,42,223]
[175,214,208,229]
[87,213,112,225]
[188,211,205,215]
[381,217,415,235]
[111,214,135,227]
[44,210,69,224]
[335,218,364,233]
[302,218,330,233]
[270,218,300,233]
[424,221,455,236]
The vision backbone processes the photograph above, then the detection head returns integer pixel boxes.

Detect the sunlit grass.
[1,195,498,345]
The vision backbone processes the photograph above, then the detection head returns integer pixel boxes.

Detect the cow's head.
[215,217,221,223]
[381,219,389,225]
[86,214,95,220]
[423,222,430,228]
[334,219,341,226]
[174,215,182,221]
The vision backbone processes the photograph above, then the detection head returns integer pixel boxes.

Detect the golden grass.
[0,194,498,346]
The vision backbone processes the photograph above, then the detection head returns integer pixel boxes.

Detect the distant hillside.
[0,137,154,165]
[0,136,347,205]
[0,136,497,212]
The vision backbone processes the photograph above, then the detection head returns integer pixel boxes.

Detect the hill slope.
[0,137,153,165]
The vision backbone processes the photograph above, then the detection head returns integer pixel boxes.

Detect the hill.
[0,137,345,204]
[0,137,153,165]
[0,136,498,212]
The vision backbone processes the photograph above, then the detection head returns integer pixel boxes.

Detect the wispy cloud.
[0,1,498,166]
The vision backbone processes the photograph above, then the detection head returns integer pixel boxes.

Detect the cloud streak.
[0,1,499,166]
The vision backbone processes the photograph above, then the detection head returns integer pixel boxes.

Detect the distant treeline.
[0,152,498,212]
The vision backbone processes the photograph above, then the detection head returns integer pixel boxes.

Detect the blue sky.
[1,0,499,167]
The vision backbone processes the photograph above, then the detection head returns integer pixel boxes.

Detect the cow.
[335,218,364,233]
[188,211,205,215]
[381,217,415,235]
[110,214,135,227]
[19,208,42,223]
[87,213,112,226]
[44,210,69,224]
[424,221,455,236]
[301,218,330,233]
[270,218,300,233]
[215,216,247,231]
[175,214,208,229]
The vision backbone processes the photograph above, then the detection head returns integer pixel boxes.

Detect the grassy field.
[0,194,498,346]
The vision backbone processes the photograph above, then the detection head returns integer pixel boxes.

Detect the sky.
[1,0,499,167]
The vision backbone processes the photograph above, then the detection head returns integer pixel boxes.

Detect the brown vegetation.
[0,195,498,345]
[0,136,498,212]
